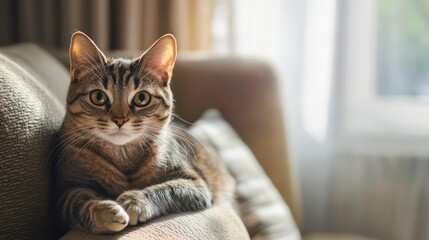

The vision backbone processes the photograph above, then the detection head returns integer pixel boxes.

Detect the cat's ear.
[69,31,107,80]
[136,34,177,86]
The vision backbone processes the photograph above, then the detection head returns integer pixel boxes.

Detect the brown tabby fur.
[51,31,235,234]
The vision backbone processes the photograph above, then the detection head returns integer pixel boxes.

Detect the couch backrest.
[0,44,69,239]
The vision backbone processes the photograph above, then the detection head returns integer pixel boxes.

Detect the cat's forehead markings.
[105,58,132,88]
[107,58,133,74]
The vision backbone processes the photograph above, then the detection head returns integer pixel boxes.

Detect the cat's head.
[65,31,177,146]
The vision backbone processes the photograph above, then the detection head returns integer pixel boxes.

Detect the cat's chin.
[100,133,139,146]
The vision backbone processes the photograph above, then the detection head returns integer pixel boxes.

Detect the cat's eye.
[133,91,151,107]
[90,90,108,106]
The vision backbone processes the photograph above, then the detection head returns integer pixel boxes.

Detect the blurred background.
[1,0,429,239]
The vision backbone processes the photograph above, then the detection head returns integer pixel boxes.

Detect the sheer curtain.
[223,0,429,239]
[221,0,338,232]
[218,0,309,226]
[328,1,429,239]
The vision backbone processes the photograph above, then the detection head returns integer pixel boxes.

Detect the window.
[377,0,429,97]
[339,0,429,142]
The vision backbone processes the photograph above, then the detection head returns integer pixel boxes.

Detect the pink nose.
[112,117,128,127]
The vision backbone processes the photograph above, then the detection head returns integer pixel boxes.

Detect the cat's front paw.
[116,190,150,226]
[90,200,129,234]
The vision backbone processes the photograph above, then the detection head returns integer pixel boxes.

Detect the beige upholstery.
[0,44,297,239]
[0,43,379,240]
[62,206,248,240]
[0,44,68,239]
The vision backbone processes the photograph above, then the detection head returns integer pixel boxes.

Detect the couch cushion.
[0,44,68,239]
[189,110,301,240]
[1,44,70,105]
[62,206,249,240]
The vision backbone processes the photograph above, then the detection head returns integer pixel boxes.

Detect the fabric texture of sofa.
[0,44,300,239]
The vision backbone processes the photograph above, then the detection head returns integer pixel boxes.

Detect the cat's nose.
[112,117,129,128]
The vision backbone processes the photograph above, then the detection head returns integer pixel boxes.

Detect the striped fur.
[52,32,235,234]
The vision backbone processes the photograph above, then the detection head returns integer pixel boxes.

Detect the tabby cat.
[52,31,235,234]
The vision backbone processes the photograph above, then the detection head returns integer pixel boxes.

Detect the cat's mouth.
[108,128,130,136]
[111,132,128,137]
[98,127,139,145]
[110,130,128,136]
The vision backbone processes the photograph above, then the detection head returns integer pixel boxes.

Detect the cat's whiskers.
[56,133,91,164]
[136,129,174,162]
[54,127,99,170]
[87,132,101,155]
[136,135,155,162]
[141,125,191,154]
[47,126,94,168]
[170,126,210,156]
[139,129,189,168]
[74,130,100,158]
[144,124,200,148]
[135,130,177,169]
[171,113,194,125]
[161,127,204,168]
[143,124,205,158]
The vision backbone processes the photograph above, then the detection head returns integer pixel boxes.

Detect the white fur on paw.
[116,191,149,226]
[92,200,129,233]
[124,203,141,226]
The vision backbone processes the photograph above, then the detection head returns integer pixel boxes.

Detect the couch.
[0,44,377,240]
[0,44,300,239]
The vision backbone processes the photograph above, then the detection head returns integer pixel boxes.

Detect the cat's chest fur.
[65,139,165,197]
[100,142,152,172]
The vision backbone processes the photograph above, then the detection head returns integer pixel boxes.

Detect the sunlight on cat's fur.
[50,31,235,235]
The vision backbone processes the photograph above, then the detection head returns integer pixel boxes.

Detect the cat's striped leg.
[116,179,212,225]
[60,188,129,233]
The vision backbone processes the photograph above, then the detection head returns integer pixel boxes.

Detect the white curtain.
[216,0,429,239]
[217,0,338,234]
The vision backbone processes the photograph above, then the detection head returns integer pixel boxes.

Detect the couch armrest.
[61,206,249,240]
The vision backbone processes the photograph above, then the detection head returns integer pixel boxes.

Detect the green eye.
[90,90,108,106]
[133,91,151,107]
